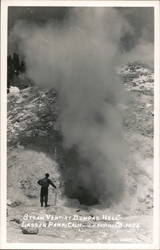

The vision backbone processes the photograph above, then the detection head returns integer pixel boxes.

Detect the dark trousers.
[40,187,48,207]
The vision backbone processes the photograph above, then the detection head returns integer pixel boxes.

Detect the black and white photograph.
[0,0,160,249]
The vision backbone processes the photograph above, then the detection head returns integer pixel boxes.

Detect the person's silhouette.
[37,173,56,207]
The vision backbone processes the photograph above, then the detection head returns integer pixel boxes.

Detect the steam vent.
[6,6,154,244]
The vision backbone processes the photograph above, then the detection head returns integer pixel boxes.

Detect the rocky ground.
[7,62,153,243]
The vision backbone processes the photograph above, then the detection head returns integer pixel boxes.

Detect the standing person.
[37,173,56,207]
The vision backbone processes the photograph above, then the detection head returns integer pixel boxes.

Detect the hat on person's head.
[45,173,49,177]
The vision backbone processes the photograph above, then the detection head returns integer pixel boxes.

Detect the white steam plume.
[10,8,130,204]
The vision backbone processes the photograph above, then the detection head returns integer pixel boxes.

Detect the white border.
[1,1,160,249]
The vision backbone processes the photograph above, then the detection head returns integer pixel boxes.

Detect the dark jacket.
[37,177,56,189]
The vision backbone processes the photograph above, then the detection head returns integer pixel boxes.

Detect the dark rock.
[21,227,39,234]
[7,200,22,207]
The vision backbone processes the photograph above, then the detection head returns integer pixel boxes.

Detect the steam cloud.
[9,8,152,205]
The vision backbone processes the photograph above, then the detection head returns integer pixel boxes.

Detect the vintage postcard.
[0,0,160,249]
